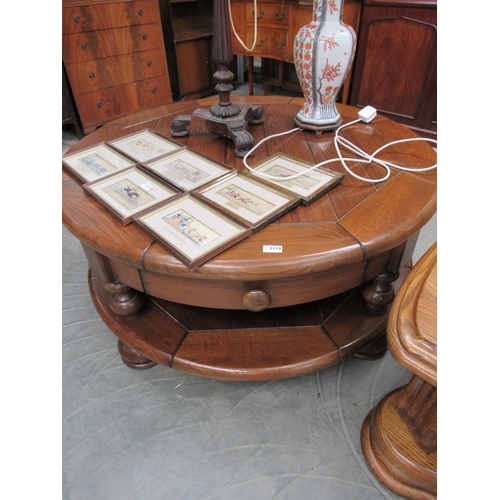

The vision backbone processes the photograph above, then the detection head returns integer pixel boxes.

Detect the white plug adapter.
[358,106,377,123]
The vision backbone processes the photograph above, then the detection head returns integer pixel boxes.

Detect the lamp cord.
[243,119,437,183]
[228,0,258,53]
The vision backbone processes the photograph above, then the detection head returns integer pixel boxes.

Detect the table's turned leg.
[248,55,254,96]
[82,244,157,369]
[356,270,399,359]
[103,281,144,317]
[361,270,399,316]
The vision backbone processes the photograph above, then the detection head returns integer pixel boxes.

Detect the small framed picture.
[133,193,252,269]
[142,148,233,191]
[192,171,300,231]
[248,153,344,205]
[62,142,136,182]
[107,129,181,163]
[83,166,180,225]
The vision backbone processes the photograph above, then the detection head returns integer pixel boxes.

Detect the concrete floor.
[62,83,437,499]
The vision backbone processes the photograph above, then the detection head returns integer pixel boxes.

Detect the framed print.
[248,153,344,205]
[62,142,136,183]
[133,193,252,269]
[107,129,181,163]
[192,171,300,231]
[83,166,180,225]
[142,148,233,191]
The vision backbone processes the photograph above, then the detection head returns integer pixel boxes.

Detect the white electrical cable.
[228,0,258,53]
[243,117,437,183]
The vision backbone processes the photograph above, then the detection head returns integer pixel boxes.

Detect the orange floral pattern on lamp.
[294,0,356,130]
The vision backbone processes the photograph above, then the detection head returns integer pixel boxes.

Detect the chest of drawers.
[63,0,173,135]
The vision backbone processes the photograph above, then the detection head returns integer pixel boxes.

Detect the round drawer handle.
[146,60,152,66]
[74,16,81,23]
[88,72,95,79]
[96,101,102,108]
[151,88,157,94]
[138,9,143,15]
[142,33,148,40]
[242,288,271,312]
[81,43,88,50]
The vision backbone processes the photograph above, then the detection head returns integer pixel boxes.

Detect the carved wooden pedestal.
[361,379,437,499]
[361,243,437,499]
[170,0,264,157]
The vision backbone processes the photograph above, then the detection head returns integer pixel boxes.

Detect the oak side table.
[361,242,437,499]
[62,96,437,380]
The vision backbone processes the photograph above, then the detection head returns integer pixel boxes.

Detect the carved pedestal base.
[361,381,437,499]
[171,104,264,157]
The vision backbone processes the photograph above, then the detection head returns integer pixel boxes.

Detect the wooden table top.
[62,96,437,308]
[387,242,437,386]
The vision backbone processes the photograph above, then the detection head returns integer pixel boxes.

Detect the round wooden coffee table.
[62,96,437,380]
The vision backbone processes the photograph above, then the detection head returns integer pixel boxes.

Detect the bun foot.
[117,340,157,370]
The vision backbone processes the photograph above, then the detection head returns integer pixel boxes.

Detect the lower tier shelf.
[89,266,409,380]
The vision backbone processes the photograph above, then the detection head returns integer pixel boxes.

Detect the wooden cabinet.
[159,0,227,100]
[229,0,305,64]
[229,0,361,102]
[62,0,173,135]
[349,0,437,138]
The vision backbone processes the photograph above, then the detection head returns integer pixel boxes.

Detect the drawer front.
[75,75,171,126]
[244,28,288,58]
[245,2,290,27]
[62,23,164,64]
[62,0,159,34]
[65,47,167,94]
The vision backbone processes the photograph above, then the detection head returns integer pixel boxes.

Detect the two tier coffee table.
[62,96,437,380]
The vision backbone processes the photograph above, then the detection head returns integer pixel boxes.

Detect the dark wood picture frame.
[133,193,252,269]
[247,153,344,205]
[142,148,234,191]
[107,128,182,163]
[62,142,136,183]
[83,166,181,225]
[192,171,301,232]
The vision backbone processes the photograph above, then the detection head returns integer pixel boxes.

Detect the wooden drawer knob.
[242,288,271,312]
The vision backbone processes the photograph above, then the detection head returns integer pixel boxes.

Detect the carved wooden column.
[170,0,264,157]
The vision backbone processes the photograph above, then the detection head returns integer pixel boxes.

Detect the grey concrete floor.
[62,84,437,499]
